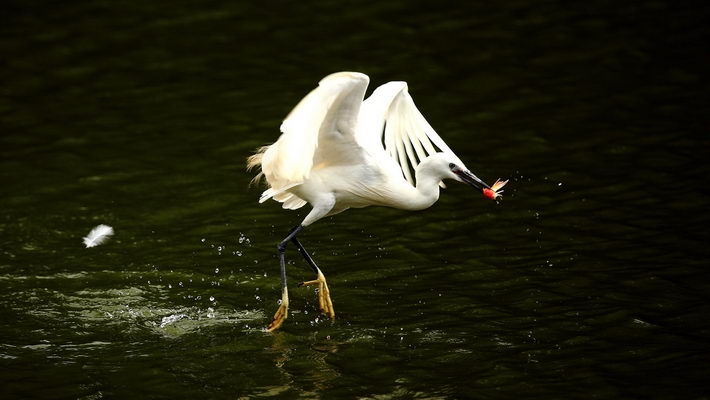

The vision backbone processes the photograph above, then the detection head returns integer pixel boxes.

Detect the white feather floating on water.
[83,224,114,248]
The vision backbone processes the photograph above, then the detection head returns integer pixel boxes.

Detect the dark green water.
[2,1,708,399]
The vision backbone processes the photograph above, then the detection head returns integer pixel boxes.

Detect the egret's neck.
[396,158,444,211]
[414,158,442,208]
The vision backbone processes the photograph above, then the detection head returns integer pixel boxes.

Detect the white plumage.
[247,71,503,331]
[251,72,486,225]
[83,224,114,248]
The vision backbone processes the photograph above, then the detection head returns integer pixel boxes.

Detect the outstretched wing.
[357,81,463,187]
[259,72,370,207]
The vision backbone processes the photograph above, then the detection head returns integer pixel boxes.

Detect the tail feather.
[247,144,308,210]
[246,146,269,186]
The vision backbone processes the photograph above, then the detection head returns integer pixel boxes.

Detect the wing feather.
[259,72,369,205]
[359,81,463,187]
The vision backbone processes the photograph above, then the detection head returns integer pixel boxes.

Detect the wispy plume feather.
[83,224,114,248]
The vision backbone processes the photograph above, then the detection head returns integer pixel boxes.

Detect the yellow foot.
[267,288,289,332]
[299,270,335,319]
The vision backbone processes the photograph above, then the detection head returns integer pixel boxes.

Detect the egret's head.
[447,161,490,191]
[424,152,489,190]
[417,153,504,201]
[419,153,497,195]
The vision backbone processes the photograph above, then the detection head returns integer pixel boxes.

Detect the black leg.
[277,225,305,293]
[268,224,335,331]
[288,229,335,319]
[291,235,320,277]
[267,225,304,331]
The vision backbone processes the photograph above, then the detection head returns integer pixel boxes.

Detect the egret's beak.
[454,168,490,191]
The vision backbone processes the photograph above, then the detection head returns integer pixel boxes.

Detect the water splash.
[159,313,188,328]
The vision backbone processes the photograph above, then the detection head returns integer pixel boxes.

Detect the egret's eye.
[448,163,456,169]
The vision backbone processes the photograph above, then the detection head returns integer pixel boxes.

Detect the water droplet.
[214,267,220,274]
[209,296,215,302]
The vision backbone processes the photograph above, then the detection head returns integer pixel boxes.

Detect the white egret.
[247,72,506,331]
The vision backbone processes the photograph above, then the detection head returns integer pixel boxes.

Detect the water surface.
[1,1,708,399]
